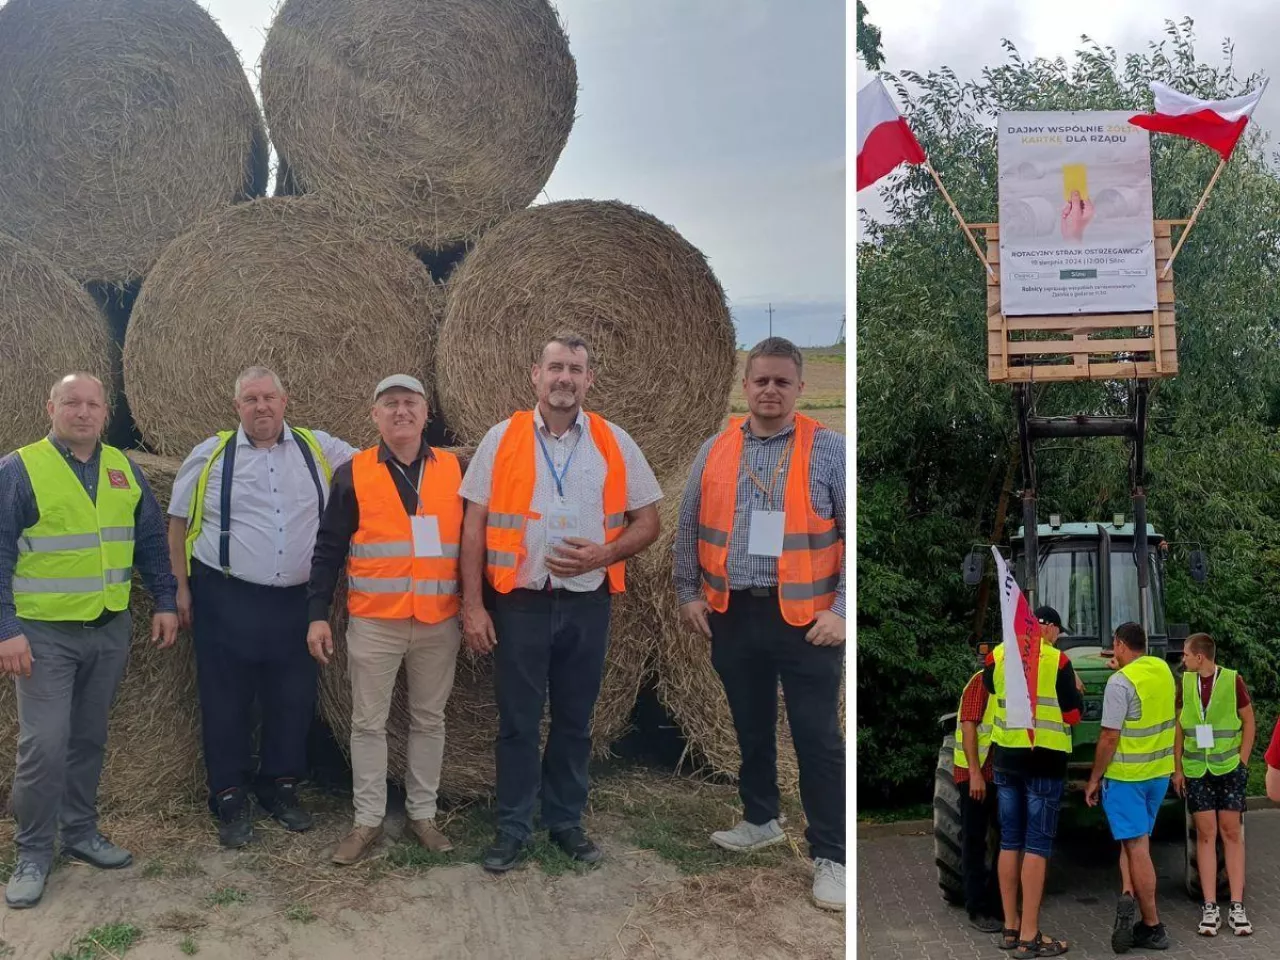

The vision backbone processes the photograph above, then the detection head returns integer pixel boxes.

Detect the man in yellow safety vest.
[1086,621,1177,954]
[1173,632,1254,937]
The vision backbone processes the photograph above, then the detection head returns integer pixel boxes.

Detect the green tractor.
[933,382,1224,907]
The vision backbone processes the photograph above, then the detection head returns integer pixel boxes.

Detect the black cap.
[1034,606,1065,630]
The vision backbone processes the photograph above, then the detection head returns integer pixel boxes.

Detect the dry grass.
[436,200,737,481]
[260,0,576,250]
[0,0,267,285]
[0,233,117,455]
[122,197,444,457]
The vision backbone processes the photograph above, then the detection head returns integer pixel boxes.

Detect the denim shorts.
[994,770,1064,858]
[1101,776,1171,841]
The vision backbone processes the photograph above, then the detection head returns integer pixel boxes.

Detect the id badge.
[1195,723,1215,749]
[410,515,443,558]
[546,499,580,548]
[747,510,786,558]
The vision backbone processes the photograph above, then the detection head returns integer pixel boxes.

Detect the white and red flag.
[1129,80,1268,160]
[992,547,1042,735]
[856,77,927,191]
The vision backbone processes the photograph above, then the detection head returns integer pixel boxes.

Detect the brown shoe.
[407,818,454,853]
[331,825,383,865]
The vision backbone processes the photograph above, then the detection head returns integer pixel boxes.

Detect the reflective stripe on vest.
[345,446,463,624]
[484,411,628,594]
[953,671,997,771]
[696,414,843,627]
[1179,667,1243,778]
[14,439,140,621]
[990,643,1072,754]
[1106,656,1177,782]
[183,426,333,575]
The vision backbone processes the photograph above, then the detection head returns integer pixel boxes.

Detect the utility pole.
[767,302,774,337]
[837,313,845,344]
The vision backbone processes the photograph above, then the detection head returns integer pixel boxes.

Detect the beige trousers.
[347,615,461,827]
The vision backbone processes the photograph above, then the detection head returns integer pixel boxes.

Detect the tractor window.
[1110,550,1166,636]
[1036,549,1099,638]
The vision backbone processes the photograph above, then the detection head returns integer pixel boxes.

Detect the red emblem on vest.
[107,469,130,489]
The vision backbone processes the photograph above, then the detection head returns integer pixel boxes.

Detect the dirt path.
[0,780,844,960]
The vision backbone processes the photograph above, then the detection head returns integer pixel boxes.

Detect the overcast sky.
[204,0,846,347]
[857,1,1279,226]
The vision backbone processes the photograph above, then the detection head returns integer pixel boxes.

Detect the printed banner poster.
[997,111,1157,316]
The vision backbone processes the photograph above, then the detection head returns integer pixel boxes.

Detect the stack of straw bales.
[0,0,821,805]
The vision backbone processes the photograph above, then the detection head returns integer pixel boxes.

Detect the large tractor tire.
[1184,804,1233,901]
[933,729,965,906]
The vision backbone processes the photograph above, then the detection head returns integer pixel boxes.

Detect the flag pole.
[1161,156,1228,278]
[925,161,996,279]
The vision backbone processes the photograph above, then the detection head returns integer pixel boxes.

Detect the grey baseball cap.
[373,374,426,401]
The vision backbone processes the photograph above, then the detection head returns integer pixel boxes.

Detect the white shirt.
[170,424,357,587]
[459,408,662,591]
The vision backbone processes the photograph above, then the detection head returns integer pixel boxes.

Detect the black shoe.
[215,788,254,849]
[550,827,603,864]
[1111,892,1136,954]
[483,834,526,873]
[262,778,313,832]
[968,913,1004,933]
[1132,922,1170,951]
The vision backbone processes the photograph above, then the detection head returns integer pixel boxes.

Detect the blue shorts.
[1101,776,1171,841]
[994,771,1063,858]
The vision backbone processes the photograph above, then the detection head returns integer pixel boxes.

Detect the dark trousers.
[960,778,1002,918]
[492,585,612,842]
[190,562,316,806]
[709,590,845,864]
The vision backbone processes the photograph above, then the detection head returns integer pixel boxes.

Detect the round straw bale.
[436,200,737,480]
[0,0,268,285]
[260,0,576,249]
[0,454,204,817]
[648,479,846,793]
[0,233,115,456]
[123,197,444,458]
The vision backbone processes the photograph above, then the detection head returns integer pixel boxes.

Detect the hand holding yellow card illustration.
[1062,164,1089,202]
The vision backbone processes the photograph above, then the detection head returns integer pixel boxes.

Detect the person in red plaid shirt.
[954,669,1003,931]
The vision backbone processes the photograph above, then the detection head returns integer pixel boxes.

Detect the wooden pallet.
[979,220,1180,383]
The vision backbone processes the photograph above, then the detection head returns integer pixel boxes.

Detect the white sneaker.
[1228,901,1252,936]
[709,818,786,853]
[812,858,844,911]
[1198,901,1220,936]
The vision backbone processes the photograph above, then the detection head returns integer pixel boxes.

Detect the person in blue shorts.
[1086,622,1176,954]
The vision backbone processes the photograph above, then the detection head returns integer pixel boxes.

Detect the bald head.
[49,372,106,404]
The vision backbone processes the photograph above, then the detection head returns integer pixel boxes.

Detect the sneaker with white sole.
[1228,901,1252,936]
[1198,901,1221,936]
[812,858,844,911]
[709,818,786,853]
[5,860,47,909]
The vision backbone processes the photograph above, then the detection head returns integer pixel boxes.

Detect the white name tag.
[1195,723,1215,749]
[546,500,581,548]
[747,510,786,558]
[411,515,443,558]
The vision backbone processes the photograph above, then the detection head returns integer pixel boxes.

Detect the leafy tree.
[857,1,884,71]
[857,20,1280,803]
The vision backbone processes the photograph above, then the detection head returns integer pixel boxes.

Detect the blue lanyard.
[534,425,580,499]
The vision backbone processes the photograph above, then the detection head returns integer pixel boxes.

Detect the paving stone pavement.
[857,809,1280,959]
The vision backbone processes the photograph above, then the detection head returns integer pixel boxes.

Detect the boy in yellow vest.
[1086,621,1176,954]
[1172,633,1254,937]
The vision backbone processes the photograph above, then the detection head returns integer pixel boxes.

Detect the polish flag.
[992,547,1042,735]
[1129,80,1268,160]
[857,78,927,191]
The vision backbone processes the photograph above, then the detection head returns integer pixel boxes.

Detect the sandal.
[1011,932,1068,958]
[1000,928,1019,951]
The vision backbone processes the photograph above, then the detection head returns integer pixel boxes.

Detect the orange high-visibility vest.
[697,413,843,626]
[485,410,629,594]
[346,446,463,623]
